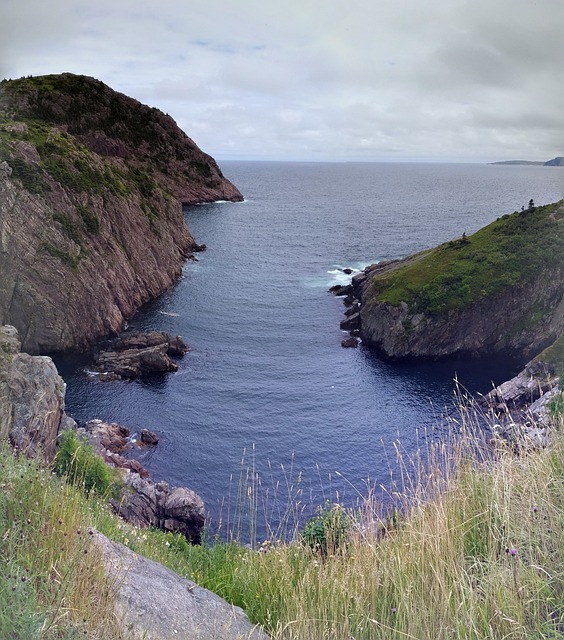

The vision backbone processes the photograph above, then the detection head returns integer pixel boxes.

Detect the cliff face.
[354,201,564,361]
[0,73,243,353]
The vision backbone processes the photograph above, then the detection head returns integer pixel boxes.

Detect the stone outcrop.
[342,202,564,362]
[81,418,206,543]
[0,73,243,354]
[0,325,64,461]
[94,331,188,379]
[483,359,559,412]
[93,531,269,640]
[112,473,206,544]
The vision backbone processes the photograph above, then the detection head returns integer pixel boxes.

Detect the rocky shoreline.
[331,267,562,446]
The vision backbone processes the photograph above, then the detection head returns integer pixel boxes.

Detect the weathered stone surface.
[340,312,360,331]
[93,531,270,640]
[140,428,159,445]
[95,343,178,378]
[0,73,243,354]
[79,419,151,476]
[0,325,64,461]
[94,331,187,378]
[110,331,188,356]
[341,337,359,348]
[484,359,558,411]
[112,473,206,544]
[83,418,130,452]
[329,284,353,297]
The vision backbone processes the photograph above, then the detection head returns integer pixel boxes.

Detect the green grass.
[1,401,563,638]
[366,201,564,316]
[0,444,126,638]
[536,335,564,377]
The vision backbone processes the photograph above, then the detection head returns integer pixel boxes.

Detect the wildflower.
[533,505,538,513]
[391,607,397,614]
[510,548,517,557]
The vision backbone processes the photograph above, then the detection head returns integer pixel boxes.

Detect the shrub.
[53,430,119,498]
[301,501,351,554]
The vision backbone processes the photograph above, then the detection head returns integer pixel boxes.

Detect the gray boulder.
[94,331,188,379]
[93,531,270,640]
[0,325,64,461]
[113,473,206,544]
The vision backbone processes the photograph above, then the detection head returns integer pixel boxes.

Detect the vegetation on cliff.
[358,200,564,360]
[2,400,563,638]
[0,73,242,203]
[0,73,242,353]
[365,201,563,316]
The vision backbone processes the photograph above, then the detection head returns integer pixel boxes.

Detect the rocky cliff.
[349,200,564,361]
[0,73,243,353]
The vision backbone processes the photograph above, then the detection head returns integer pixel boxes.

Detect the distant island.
[491,156,564,166]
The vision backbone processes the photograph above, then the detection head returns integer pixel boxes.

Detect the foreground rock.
[483,359,559,412]
[94,331,188,379]
[112,474,206,544]
[0,73,243,354]
[81,418,206,543]
[94,531,269,640]
[0,325,64,461]
[482,349,560,449]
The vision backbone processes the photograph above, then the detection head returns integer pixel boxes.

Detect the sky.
[1,0,563,162]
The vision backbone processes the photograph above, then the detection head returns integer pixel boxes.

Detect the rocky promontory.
[0,73,242,354]
[342,200,564,362]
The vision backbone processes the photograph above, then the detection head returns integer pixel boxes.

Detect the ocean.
[55,161,564,540]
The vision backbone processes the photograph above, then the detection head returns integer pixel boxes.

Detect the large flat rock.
[94,531,270,640]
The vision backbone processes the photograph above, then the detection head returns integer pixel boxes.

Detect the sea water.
[56,162,564,538]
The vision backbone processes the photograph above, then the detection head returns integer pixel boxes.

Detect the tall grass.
[102,397,563,639]
[1,396,562,639]
[0,444,125,639]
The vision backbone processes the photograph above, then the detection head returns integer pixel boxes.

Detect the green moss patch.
[366,202,564,316]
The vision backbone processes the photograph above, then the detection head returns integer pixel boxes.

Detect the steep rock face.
[355,201,564,361]
[0,325,64,460]
[0,74,242,353]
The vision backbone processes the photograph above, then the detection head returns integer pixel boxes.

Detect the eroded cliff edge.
[349,200,564,362]
[0,73,243,354]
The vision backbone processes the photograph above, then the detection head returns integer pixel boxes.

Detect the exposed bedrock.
[0,73,243,354]
[344,202,564,362]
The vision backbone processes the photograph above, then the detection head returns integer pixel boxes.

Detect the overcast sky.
[1,0,563,162]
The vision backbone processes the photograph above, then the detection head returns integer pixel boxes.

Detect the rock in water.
[94,331,188,378]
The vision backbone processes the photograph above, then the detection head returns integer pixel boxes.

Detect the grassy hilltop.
[358,200,564,361]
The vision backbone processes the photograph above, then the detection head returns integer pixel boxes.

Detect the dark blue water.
[56,162,564,539]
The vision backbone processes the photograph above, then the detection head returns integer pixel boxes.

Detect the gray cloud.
[1,0,562,161]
